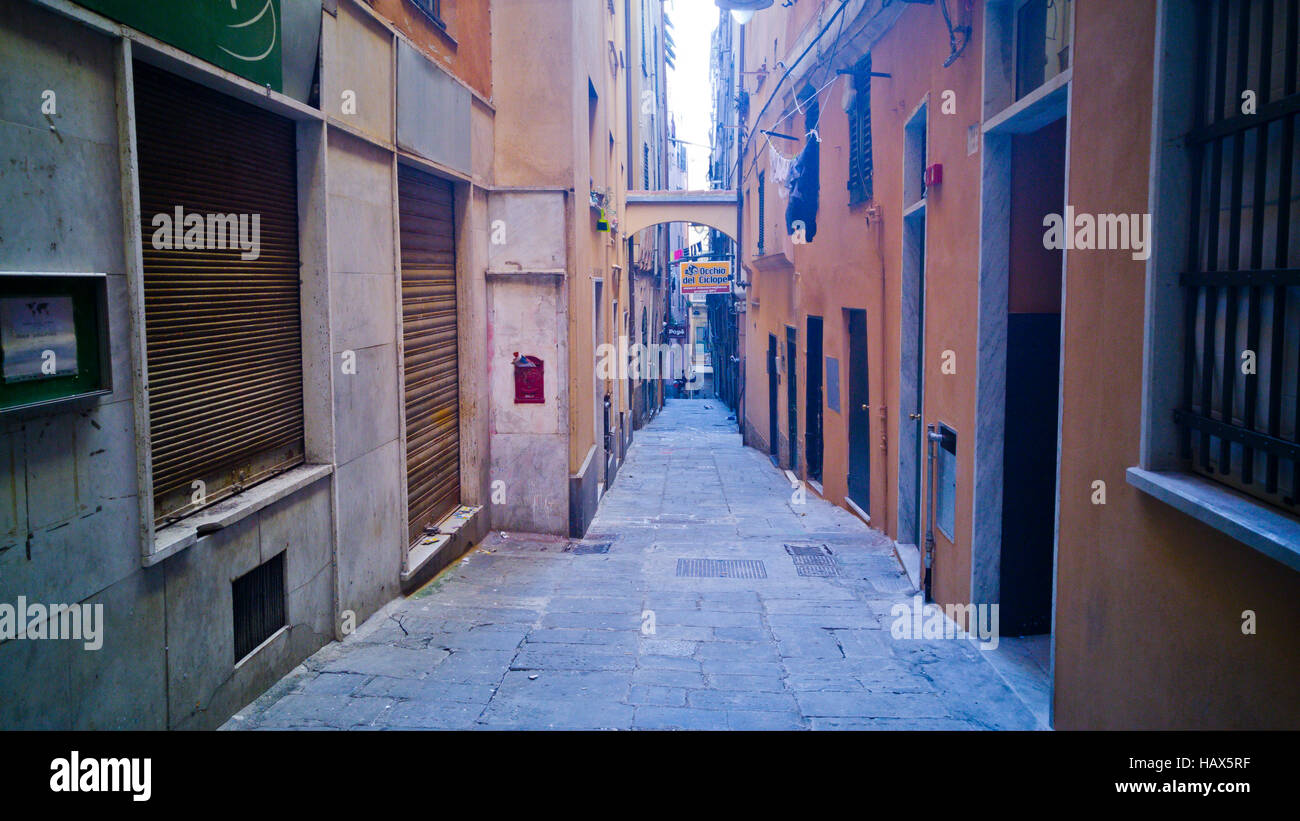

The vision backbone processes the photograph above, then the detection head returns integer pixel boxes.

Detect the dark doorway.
[806,316,824,483]
[1001,314,1059,634]
[786,327,798,471]
[767,333,779,460]
[845,309,870,512]
[1000,115,1066,636]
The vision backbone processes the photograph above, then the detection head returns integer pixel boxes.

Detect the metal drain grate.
[676,558,767,579]
[792,555,841,577]
[567,541,611,555]
[784,543,829,557]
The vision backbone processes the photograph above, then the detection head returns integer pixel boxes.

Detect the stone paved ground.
[224,399,1043,731]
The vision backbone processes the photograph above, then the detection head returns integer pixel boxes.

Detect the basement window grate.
[233,552,286,661]
[675,558,767,579]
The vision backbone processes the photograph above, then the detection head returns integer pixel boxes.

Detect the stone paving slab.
[223,400,1044,732]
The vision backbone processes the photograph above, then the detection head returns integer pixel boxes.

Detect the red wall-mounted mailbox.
[513,353,544,403]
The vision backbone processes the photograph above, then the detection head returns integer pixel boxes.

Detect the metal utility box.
[512,353,544,404]
[0,272,112,415]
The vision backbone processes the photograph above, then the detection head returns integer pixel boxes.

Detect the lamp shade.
[715,0,775,23]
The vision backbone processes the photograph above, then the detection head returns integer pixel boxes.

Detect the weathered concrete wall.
[396,38,471,174]
[324,0,394,144]
[325,126,404,622]
[486,191,570,534]
[0,1,165,730]
[457,183,491,511]
[163,480,334,730]
[0,0,335,730]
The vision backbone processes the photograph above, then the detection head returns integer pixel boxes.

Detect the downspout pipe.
[924,423,941,602]
[736,18,747,435]
[625,0,634,191]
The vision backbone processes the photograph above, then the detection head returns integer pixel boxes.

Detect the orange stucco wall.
[366,0,491,98]
[741,1,984,612]
[1053,0,1300,729]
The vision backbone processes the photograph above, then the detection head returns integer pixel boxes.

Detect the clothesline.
[743,70,843,188]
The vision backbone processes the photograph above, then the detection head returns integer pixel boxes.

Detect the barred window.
[847,53,874,205]
[1178,0,1300,511]
[757,171,766,254]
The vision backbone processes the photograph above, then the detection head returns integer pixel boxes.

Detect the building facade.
[734,0,1300,728]
[0,0,668,729]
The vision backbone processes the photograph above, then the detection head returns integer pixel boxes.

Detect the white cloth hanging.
[768,143,796,200]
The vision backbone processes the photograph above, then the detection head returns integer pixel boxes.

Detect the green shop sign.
[81,0,283,90]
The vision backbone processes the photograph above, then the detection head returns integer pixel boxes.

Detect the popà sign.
[680,261,732,294]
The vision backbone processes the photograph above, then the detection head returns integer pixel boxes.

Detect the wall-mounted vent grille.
[233,552,286,661]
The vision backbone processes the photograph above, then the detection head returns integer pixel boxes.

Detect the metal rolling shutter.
[399,165,460,544]
[134,62,304,525]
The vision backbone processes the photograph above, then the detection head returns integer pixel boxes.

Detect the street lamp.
[714,0,774,26]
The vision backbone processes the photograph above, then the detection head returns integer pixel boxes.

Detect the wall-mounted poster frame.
[0,272,112,414]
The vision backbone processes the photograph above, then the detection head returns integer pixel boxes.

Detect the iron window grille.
[757,171,766,253]
[232,552,286,661]
[847,53,874,205]
[1177,0,1300,511]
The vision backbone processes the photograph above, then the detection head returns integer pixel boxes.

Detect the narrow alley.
[225,401,1044,731]
[6,0,1298,754]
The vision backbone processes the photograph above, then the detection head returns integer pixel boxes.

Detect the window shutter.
[399,166,461,543]
[847,54,874,205]
[134,62,304,526]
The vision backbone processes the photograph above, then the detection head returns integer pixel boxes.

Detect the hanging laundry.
[768,143,795,200]
[785,132,820,242]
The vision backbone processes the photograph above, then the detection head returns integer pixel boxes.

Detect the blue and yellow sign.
[680,261,732,294]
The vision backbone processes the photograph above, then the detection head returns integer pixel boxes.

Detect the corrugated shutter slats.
[399,165,460,544]
[134,62,304,525]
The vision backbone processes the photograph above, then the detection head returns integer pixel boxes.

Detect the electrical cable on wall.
[939,0,972,67]
[730,0,854,187]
